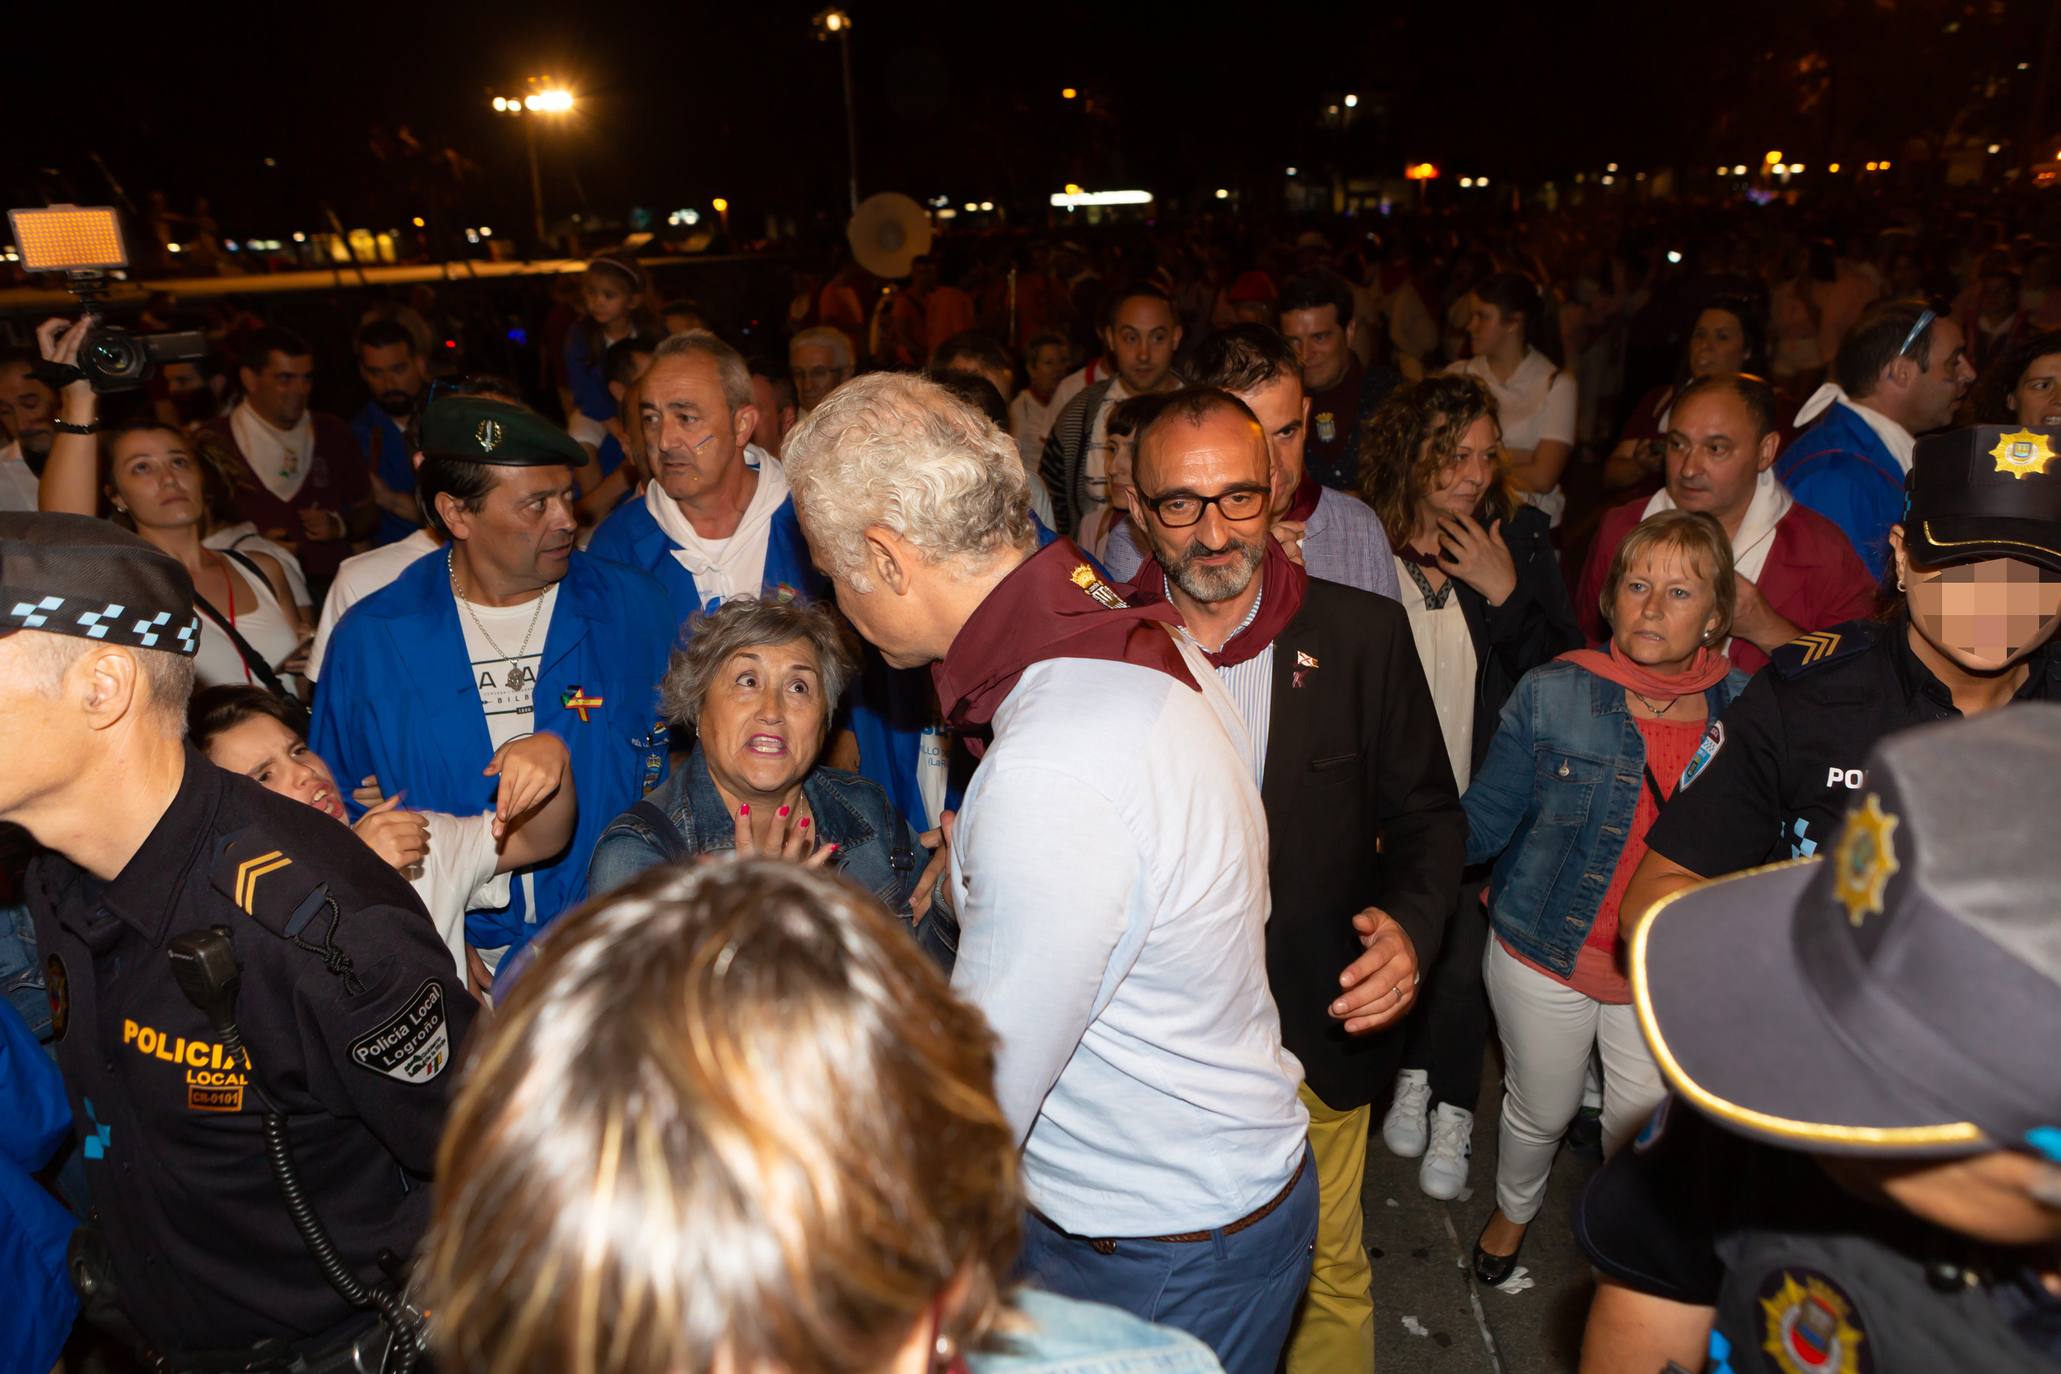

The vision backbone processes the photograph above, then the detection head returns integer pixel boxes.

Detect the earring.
[931,1330,959,1374]
[1897,576,1906,592]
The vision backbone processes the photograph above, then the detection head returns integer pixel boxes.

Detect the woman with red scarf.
[1457,509,1747,1288]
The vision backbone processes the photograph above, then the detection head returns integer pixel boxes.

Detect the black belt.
[1035,1150,1308,1255]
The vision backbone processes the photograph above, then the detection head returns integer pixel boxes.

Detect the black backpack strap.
[191,588,299,708]
[629,799,689,862]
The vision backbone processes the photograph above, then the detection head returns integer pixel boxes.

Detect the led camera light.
[9,205,128,273]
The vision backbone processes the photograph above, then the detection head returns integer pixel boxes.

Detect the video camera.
[8,204,208,393]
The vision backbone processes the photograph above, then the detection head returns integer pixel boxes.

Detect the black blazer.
[1260,578,1466,1111]
[1451,503,1585,776]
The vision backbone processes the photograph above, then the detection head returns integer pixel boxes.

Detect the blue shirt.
[348,400,421,547]
[0,1001,76,1374]
[584,489,826,624]
[563,327,615,423]
[1775,401,1905,581]
[309,547,675,956]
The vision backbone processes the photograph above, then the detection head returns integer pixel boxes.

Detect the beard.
[1166,533,1265,603]
[376,390,417,418]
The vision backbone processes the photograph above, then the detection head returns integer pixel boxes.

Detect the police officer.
[1623,423,2061,922]
[310,397,674,976]
[1578,707,2061,1373]
[0,513,475,1366]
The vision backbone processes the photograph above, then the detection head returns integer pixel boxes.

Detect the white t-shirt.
[0,440,38,511]
[205,524,312,612]
[948,645,1308,1236]
[1447,349,1577,524]
[568,412,607,451]
[1394,560,1480,792]
[1009,387,1065,474]
[454,582,558,924]
[306,529,440,681]
[191,553,303,691]
[409,810,511,975]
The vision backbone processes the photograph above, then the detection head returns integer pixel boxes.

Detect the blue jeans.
[1017,1150,1319,1374]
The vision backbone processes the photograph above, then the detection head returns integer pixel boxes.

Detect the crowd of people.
[2,195,2061,1374]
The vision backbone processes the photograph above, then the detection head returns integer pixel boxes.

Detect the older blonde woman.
[1459,509,1749,1286]
[419,859,1222,1374]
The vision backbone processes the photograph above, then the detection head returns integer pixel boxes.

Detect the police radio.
[169,927,429,1374]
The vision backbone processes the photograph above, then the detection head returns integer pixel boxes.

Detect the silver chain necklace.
[450,558,545,690]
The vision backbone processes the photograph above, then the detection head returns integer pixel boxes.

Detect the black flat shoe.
[1473,1222,1525,1286]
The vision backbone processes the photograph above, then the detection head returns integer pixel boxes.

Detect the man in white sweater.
[783,372,1316,1374]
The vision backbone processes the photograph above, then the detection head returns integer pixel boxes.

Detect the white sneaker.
[1381,1069,1431,1157]
[1419,1103,1474,1200]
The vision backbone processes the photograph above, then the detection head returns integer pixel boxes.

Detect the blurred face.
[1665,388,1775,526]
[1979,274,2018,318]
[1420,415,1501,523]
[1686,308,1749,378]
[1237,373,1309,518]
[108,428,207,530]
[1027,343,1069,396]
[445,466,580,590]
[941,355,1014,403]
[1909,319,1976,433]
[640,353,753,505]
[749,374,793,453]
[1465,296,1523,359]
[790,342,850,412]
[1100,296,1181,395]
[1818,1151,2061,1247]
[1230,298,1275,326]
[1897,538,2061,673]
[240,350,314,428]
[695,639,829,804]
[1133,411,1273,604]
[2010,352,2061,428]
[358,341,426,417]
[0,363,59,460]
[205,714,345,821]
[582,270,639,328]
[1281,303,1354,392]
[1609,543,1721,668]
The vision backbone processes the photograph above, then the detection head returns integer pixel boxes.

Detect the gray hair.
[659,597,856,734]
[652,329,753,415]
[788,326,855,372]
[781,372,1034,592]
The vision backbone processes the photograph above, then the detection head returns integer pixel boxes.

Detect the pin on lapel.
[1292,649,1320,688]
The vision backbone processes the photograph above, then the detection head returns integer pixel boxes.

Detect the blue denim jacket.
[587,747,949,957]
[972,1290,1222,1373]
[1461,660,1747,975]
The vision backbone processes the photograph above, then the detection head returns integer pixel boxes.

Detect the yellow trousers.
[1284,1082,1376,1374]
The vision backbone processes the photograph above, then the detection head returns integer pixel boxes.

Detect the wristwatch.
[53,419,97,435]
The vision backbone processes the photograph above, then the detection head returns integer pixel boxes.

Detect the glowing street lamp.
[814,8,860,214]
[492,81,577,249]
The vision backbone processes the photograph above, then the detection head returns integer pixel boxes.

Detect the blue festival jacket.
[309,546,674,956]
[1775,401,1904,582]
[347,400,420,548]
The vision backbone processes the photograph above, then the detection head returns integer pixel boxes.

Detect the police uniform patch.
[1990,428,2057,480]
[1314,410,1338,444]
[46,954,68,1041]
[348,979,452,1084]
[1832,794,1900,928]
[1679,721,1724,791]
[1758,1269,1872,1373]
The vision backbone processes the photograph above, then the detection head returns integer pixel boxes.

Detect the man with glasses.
[1123,388,1464,1374]
[1780,300,1977,579]
[787,326,855,417]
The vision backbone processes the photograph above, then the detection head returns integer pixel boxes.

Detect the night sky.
[8,1,2050,241]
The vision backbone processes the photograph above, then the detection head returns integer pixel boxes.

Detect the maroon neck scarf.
[933,539,1198,755]
[1283,472,1323,523]
[1124,533,1308,668]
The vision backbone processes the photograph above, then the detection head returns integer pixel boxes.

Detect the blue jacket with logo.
[1461,660,1747,975]
[348,400,421,547]
[0,1000,76,1374]
[584,489,825,624]
[309,547,674,956]
[1775,401,1904,582]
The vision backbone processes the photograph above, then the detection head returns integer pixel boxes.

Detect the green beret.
[419,396,589,468]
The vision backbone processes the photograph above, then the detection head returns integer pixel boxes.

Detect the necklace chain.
[1631,690,1679,716]
[450,558,546,690]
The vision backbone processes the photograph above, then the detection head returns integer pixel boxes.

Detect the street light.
[814,8,860,214]
[1343,92,1359,108]
[493,81,577,249]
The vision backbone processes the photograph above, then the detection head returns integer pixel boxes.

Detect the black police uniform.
[1577,1100,2061,1374]
[1644,616,2061,876]
[28,750,475,1358]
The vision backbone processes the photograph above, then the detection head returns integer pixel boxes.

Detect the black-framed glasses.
[1134,484,1270,528]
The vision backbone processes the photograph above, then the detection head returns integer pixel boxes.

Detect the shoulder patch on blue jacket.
[1769,627,1867,678]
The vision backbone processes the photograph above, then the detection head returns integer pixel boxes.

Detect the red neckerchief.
[933,539,1197,756]
[1283,472,1323,523]
[1123,534,1308,669]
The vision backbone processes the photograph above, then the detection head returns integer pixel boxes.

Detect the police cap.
[1633,705,2061,1162]
[419,396,588,468]
[1905,424,2061,575]
[0,512,200,656]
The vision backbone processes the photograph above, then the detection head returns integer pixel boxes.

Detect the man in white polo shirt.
[783,371,1317,1374]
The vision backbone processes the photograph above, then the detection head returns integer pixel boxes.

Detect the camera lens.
[81,326,148,388]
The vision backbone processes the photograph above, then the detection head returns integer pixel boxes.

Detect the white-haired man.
[788,326,855,416]
[782,373,1317,1374]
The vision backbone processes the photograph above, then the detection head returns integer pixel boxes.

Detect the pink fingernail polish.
[800,816,810,829]
[777,805,790,818]
[739,804,750,817]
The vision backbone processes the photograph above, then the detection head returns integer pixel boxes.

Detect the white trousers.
[1482,939,1666,1224]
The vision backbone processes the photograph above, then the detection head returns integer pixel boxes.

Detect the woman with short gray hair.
[587,596,953,964]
